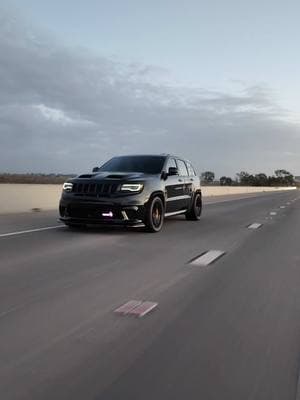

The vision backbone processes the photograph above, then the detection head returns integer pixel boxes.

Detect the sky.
[0,0,300,177]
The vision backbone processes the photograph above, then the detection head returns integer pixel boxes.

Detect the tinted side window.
[187,162,196,176]
[165,157,177,171]
[176,159,189,176]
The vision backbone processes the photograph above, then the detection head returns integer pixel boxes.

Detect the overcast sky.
[1,1,299,177]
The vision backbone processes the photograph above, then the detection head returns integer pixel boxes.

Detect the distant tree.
[236,171,250,186]
[274,169,294,186]
[235,169,294,187]
[220,176,233,186]
[225,177,233,186]
[201,171,215,184]
[220,176,227,186]
[274,169,290,178]
[254,173,268,186]
[268,176,278,186]
[247,174,256,186]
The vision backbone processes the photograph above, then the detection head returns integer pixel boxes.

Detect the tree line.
[201,169,295,187]
[0,170,296,186]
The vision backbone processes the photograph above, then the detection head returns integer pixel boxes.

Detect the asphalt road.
[0,190,300,400]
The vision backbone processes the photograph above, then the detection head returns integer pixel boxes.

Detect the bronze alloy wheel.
[145,196,164,232]
[152,200,163,228]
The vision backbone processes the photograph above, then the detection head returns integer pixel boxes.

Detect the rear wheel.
[185,192,202,220]
[144,196,164,232]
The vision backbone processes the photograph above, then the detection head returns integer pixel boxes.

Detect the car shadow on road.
[58,215,191,236]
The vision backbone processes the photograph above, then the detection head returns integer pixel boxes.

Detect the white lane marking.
[114,300,158,318]
[248,223,262,229]
[280,206,286,209]
[190,250,225,266]
[270,212,277,216]
[114,300,142,315]
[0,225,64,238]
[128,301,158,317]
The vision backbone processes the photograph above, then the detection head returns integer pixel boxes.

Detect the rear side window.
[176,159,189,176]
[186,162,196,176]
[165,157,177,171]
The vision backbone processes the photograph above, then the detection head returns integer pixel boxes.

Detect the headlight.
[63,182,73,192]
[120,183,144,192]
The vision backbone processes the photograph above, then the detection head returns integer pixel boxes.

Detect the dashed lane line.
[189,250,226,266]
[248,223,262,229]
[114,300,158,318]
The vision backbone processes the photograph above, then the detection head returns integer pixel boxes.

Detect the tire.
[144,196,164,232]
[185,192,202,220]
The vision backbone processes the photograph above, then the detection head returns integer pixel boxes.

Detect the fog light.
[102,211,113,217]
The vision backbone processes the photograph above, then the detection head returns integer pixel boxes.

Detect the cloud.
[0,6,299,176]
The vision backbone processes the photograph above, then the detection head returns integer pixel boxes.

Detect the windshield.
[99,156,166,174]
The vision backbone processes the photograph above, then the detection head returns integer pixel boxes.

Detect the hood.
[73,171,156,182]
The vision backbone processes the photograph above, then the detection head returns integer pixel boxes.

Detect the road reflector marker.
[114,300,142,315]
[248,223,262,229]
[190,250,225,266]
[270,212,277,216]
[127,301,158,317]
[114,300,158,317]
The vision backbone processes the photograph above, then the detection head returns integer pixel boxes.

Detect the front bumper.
[59,200,146,226]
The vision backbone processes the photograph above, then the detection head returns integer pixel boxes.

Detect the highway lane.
[0,190,285,235]
[0,190,299,399]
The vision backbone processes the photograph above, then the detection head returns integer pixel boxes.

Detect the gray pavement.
[0,190,300,399]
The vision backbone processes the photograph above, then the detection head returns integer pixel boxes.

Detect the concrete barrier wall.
[0,183,296,214]
[0,184,62,214]
[202,186,296,197]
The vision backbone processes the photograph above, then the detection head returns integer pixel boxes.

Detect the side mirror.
[92,166,100,173]
[168,167,179,176]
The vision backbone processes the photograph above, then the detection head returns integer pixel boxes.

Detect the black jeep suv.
[59,154,202,232]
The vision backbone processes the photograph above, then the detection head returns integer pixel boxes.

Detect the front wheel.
[144,196,164,232]
[185,193,202,220]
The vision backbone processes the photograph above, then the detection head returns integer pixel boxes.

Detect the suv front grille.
[72,182,119,197]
